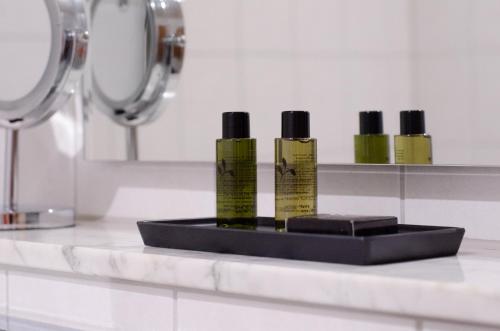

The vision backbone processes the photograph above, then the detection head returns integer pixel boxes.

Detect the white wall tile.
[318,165,401,218]
[139,74,186,161]
[298,0,412,55]
[178,291,417,331]
[84,109,127,161]
[404,167,500,240]
[77,161,401,220]
[473,1,500,52]
[296,0,344,54]
[174,56,241,161]
[469,55,500,164]
[412,55,474,165]
[296,57,411,164]
[182,0,240,52]
[256,164,401,218]
[241,0,295,52]
[338,0,412,54]
[76,161,216,219]
[0,102,76,210]
[413,0,473,55]
[242,58,297,162]
[9,271,174,331]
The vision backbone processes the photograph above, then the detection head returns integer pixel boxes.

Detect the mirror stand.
[125,127,138,161]
[0,129,74,230]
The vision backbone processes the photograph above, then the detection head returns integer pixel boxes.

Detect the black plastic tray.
[137,217,465,265]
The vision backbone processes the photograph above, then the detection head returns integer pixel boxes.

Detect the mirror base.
[0,208,74,230]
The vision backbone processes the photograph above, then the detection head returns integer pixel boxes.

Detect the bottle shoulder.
[275,138,316,142]
[216,138,256,142]
[394,134,431,138]
[354,134,388,138]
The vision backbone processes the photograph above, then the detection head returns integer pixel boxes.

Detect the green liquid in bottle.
[354,134,390,164]
[275,138,317,231]
[216,138,257,229]
[394,134,432,164]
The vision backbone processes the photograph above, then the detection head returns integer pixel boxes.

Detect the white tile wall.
[241,0,295,53]
[86,0,418,164]
[183,0,240,52]
[19,106,77,209]
[0,102,76,211]
[82,0,500,170]
[177,291,417,331]
[77,159,500,241]
[242,57,297,162]
[404,166,500,240]
[77,162,402,222]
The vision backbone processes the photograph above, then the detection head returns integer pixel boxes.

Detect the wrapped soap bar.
[287,214,398,236]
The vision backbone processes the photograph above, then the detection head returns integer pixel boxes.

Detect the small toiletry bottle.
[275,111,317,230]
[394,110,432,164]
[354,111,390,164]
[216,112,257,228]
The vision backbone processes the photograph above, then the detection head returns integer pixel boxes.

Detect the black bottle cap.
[359,111,384,135]
[282,111,310,138]
[400,110,426,135]
[222,112,250,138]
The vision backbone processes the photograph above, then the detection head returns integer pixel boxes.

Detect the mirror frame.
[0,0,88,129]
[84,0,185,128]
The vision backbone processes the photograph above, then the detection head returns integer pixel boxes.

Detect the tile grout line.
[173,289,178,331]
[416,319,423,331]
[5,270,9,331]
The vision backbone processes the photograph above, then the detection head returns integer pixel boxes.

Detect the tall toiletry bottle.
[394,110,432,164]
[354,111,390,164]
[216,112,257,229]
[275,111,317,231]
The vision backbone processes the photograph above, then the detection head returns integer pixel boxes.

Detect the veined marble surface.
[0,219,499,326]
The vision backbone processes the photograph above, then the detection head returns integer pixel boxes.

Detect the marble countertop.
[0,219,499,326]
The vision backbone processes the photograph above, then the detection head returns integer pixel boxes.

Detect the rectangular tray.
[137,217,465,265]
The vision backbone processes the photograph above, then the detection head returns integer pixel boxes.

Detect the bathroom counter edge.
[0,218,497,326]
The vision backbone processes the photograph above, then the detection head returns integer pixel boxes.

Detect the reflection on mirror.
[0,0,87,229]
[85,1,500,166]
[0,2,50,102]
[84,0,185,160]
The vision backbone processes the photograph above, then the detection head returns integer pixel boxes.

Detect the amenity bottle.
[354,111,390,164]
[394,110,432,164]
[275,111,317,230]
[216,112,257,228]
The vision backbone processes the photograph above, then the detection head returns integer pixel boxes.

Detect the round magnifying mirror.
[0,0,87,129]
[86,0,185,128]
[0,0,87,230]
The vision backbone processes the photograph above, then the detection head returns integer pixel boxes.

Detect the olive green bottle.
[216,112,257,229]
[275,111,317,231]
[354,111,390,164]
[394,110,432,164]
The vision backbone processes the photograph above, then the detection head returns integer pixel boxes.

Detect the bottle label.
[275,139,317,222]
[394,136,432,164]
[216,140,257,219]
